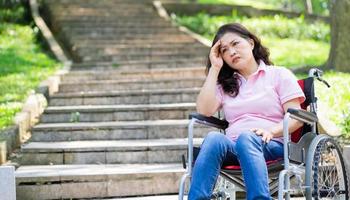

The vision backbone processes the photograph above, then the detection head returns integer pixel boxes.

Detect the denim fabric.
[188,131,284,200]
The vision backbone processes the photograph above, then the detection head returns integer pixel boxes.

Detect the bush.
[197,0,329,15]
[0,0,30,23]
[175,12,330,42]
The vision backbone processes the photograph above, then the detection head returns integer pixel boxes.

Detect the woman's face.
[219,32,255,71]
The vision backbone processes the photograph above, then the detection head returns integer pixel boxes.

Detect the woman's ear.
[249,39,254,50]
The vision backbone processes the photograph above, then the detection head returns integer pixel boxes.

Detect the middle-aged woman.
[188,23,306,200]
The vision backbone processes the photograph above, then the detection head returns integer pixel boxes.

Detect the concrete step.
[67,31,188,38]
[49,88,200,106]
[62,27,180,35]
[40,103,196,123]
[18,138,203,165]
[113,194,189,200]
[111,195,188,200]
[71,39,198,47]
[74,46,208,58]
[70,59,205,71]
[16,164,185,199]
[61,67,205,82]
[80,53,204,63]
[68,37,197,45]
[61,24,175,30]
[56,20,171,28]
[60,23,173,29]
[54,15,163,20]
[73,42,207,50]
[55,13,159,19]
[30,119,213,142]
[51,7,156,15]
[58,78,205,93]
[68,34,194,42]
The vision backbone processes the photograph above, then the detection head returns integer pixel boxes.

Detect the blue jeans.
[188,131,284,200]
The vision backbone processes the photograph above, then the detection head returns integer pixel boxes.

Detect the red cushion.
[222,158,283,170]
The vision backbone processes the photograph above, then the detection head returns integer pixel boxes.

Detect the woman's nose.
[229,48,237,56]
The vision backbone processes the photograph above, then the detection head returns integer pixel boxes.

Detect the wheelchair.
[178,68,349,200]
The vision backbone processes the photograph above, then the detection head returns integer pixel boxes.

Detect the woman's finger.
[266,136,271,143]
[250,128,258,132]
[258,129,265,135]
[212,40,221,57]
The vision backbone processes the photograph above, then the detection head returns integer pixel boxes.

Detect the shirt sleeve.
[215,84,224,108]
[276,68,306,105]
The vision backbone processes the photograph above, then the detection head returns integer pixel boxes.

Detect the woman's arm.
[251,98,304,143]
[196,67,222,116]
[196,40,223,116]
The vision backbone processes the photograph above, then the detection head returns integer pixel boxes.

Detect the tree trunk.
[326,0,350,72]
[303,0,313,14]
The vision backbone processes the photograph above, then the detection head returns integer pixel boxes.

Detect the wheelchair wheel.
[306,135,349,199]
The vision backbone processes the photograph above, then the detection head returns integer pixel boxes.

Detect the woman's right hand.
[209,40,223,71]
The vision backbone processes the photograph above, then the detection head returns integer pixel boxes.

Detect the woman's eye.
[233,42,239,46]
[221,49,227,53]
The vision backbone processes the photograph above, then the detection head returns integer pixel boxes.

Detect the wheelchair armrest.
[189,112,229,130]
[287,108,318,124]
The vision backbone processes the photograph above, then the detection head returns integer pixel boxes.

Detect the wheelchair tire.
[306,135,349,199]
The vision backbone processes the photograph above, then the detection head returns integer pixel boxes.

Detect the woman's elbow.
[196,106,214,117]
[294,119,304,129]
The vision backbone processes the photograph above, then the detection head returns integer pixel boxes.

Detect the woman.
[189,23,305,200]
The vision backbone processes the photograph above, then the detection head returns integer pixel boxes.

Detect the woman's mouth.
[232,56,240,63]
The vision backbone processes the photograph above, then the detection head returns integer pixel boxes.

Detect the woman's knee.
[201,131,227,149]
[235,131,261,153]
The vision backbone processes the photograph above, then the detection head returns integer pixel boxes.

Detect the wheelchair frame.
[178,68,349,200]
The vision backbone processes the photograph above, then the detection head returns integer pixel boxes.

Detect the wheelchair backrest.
[291,77,316,142]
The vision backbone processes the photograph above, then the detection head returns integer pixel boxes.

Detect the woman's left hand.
[251,128,274,143]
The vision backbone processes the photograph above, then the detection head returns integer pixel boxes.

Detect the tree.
[326,0,350,72]
[303,0,313,14]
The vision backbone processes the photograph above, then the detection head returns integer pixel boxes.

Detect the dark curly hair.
[206,23,273,97]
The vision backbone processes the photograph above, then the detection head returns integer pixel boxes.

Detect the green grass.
[0,23,60,130]
[263,37,329,68]
[315,72,350,136]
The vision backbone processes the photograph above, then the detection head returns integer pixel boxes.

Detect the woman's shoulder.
[265,64,290,72]
[265,65,294,77]
[263,65,298,85]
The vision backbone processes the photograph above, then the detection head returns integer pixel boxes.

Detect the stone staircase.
[14,0,215,199]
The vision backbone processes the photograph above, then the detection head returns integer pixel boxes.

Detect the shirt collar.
[234,60,267,80]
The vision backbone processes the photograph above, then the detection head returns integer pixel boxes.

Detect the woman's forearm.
[196,67,221,116]
[269,118,304,138]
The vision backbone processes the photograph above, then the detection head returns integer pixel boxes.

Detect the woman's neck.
[238,59,259,80]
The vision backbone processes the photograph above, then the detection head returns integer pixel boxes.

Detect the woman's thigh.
[199,131,239,164]
[262,140,284,161]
